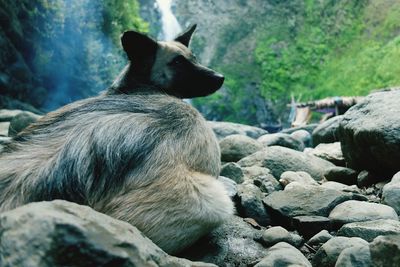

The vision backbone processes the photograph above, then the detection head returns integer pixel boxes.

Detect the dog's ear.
[121,31,158,61]
[174,24,197,47]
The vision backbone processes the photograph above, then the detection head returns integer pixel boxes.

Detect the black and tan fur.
[0,25,233,254]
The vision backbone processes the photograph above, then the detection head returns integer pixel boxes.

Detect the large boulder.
[338,89,400,176]
[382,171,400,215]
[0,200,214,267]
[238,146,335,181]
[370,234,400,267]
[338,219,400,242]
[312,115,343,146]
[220,134,263,162]
[208,121,268,140]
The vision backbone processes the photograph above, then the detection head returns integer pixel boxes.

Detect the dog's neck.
[106,63,160,95]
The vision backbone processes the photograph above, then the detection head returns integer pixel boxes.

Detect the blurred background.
[0,0,399,129]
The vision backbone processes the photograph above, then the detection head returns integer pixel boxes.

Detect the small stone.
[237,182,270,226]
[261,226,303,247]
[307,142,345,166]
[312,237,368,267]
[255,242,312,267]
[335,244,371,267]
[382,171,400,215]
[320,181,360,193]
[357,170,379,187]
[292,216,331,239]
[307,230,333,246]
[220,162,244,184]
[0,122,9,136]
[290,130,312,148]
[208,121,268,140]
[329,200,398,228]
[220,134,263,162]
[279,171,318,188]
[324,166,358,185]
[242,166,281,193]
[338,219,400,242]
[370,234,400,267]
[258,133,305,151]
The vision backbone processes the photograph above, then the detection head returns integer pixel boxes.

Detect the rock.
[237,182,270,226]
[8,111,41,137]
[0,200,214,267]
[338,90,400,176]
[338,219,400,242]
[180,216,267,267]
[324,166,358,185]
[382,172,400,215]
[370,234,400,267]
[329,200,398,228]
[220,134,263,162]
[290,129,312,147]
[279,171,318,188]
[312,115,343,146]
[312,237,368,267]
[335,243,371,267]
[280,124,319,135]
[261,226,303,247]
[293,216,331,239]
[242,166,281,193]
[0,122,9,136]
[208,121,268,140]
[218,176,237,198]
[257,133,305,151]
[238,146,335,181]
[306,142,345,166]
[357,170,380,187]
[220,162,244,184]
[254,242,312,267]
[263,185,358,226]
[307,230,333,246]
[0,109,26,122]
[320,181,360,193]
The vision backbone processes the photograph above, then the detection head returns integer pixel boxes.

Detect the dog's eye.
[172,55,186,65]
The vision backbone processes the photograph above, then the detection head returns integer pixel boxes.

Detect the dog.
[0,24,234,254]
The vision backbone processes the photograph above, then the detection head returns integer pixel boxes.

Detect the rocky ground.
[0,89,400,267]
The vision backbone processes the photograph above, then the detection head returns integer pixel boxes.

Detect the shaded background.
[1,0,399,127]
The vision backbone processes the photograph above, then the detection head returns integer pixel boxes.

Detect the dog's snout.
[214,73,225,88]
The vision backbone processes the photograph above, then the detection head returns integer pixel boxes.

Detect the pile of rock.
[1,89,399,266]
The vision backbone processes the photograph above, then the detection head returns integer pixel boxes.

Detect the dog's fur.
[0,25,234,254]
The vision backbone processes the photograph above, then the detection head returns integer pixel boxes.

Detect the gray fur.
[0,26,233,254]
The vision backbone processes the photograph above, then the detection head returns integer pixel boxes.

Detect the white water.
[156,0,182,40]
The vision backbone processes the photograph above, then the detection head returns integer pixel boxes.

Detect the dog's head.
[121,25,224,98]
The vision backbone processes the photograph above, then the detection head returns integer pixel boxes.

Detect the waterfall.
[155,0,182,40]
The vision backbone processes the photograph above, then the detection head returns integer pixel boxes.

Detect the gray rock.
[0,109,26,122]
[312,237,368,267]
[263,185,358,226]
[307,230,333,246]
[261,226,303,247]
[370,234,400,267]
[338,219,400,242]
[238,146,335,181]
[357,170,380,187]
[242,166,281,193]
[338,90,400,176]
[208,121,268,140]
[329,200,398,228]
[218,176,237,198]
[324,166,358,185]
[220,134,263,162]
[237,182,270,226]
[258,133,305,151]
[335,244,371,267]
[320,181,360,193]
[220,162,244,184]
[0,200,214,267]
[293,216,331,239]
[307,142,345,166]
[281,124,319,135]
[312,115,343,146]
[279,171,318,188]
[290,129,312,147]
[255,242,312,267]
[0,122,9,136]
[181,215,267,267]
[382,171,400,215]
[8,111,41,137]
